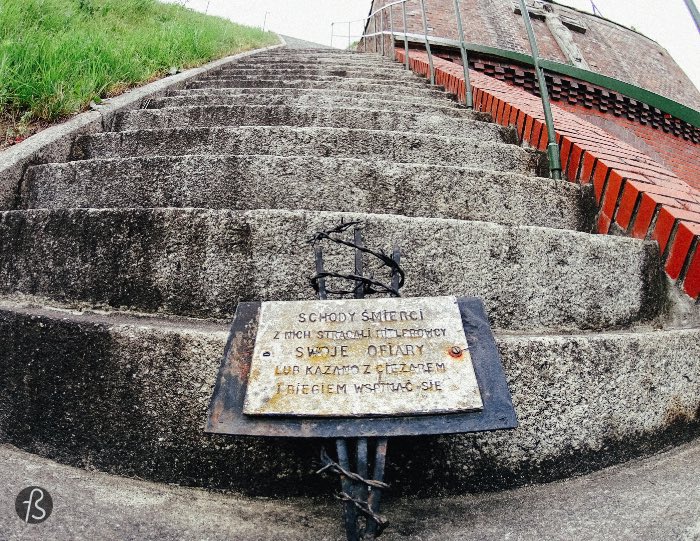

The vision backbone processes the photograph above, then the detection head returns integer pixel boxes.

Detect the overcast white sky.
[166,0,699,92]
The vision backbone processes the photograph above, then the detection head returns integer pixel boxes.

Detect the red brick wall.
[555,103,700,191]
[429,50,700,191]
[368,0,700,109]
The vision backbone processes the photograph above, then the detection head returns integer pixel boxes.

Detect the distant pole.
[685,0,700,32]
[263,11,270,32]
[205,1,210,14]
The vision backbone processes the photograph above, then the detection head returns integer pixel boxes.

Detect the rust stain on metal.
[448,346,464,359]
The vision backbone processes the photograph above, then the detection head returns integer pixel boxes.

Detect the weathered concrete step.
[0,209,662,331]
[71,127,542,175]
[166,85,457,106]
[2,441,700,541]
[227,55,409,73]
[2,442,700,541]
[24,155,587,231]
[113,105,510,141]
[209,62,415,73]
[148,92,467,116]
[199,67,421,81]
[185,75,430,90]
[181,78,441,96]
[1,300,696,497]
[260,49,376,56]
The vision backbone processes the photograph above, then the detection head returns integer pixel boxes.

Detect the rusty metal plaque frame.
[205,297,517,438]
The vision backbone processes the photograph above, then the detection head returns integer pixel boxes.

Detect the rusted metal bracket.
[313,223,402,540]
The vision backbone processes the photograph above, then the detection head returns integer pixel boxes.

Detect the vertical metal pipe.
[336,440,359,541]
[402,1,410,69]
[374,14,378,53]
[354,228,364,299]
[517,0,562,180]
[314,246,327,300]
[685,0,700,32]
[380,9,385,56]
[389,4,394,59]
[356,438,369,508]
[331,22,335,49]
[366,438,389,537]
[419,0,435,85]
[349,21,352,48]
[391,246,401,296]
[452,0,473,108]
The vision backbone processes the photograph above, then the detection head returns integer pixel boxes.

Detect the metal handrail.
[516,0,562,180]
[685,0,700,32]
[331,0,566,178]
[452,0,473,108]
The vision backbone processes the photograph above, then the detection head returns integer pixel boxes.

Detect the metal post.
[419,0,435,85]
[365,438,389,537]
[517,0,562,180]
[336,439,359,541]
[331,23,335,48]
[380,10,385,56]
[374,14,378,53]
[349,21,352,48]
[685,0,700,32]
[389,4,394,59]
[452,0,474,108]
[402,1,410,70]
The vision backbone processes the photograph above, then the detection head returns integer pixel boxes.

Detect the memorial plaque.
[243,296,483,417]
[206,297,517,438]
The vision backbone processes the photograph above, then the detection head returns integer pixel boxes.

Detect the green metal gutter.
[396,33,700,128]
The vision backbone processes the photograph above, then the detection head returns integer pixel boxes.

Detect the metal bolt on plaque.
[206,221,518,540]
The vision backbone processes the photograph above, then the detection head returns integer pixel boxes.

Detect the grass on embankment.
[0,0,278,144]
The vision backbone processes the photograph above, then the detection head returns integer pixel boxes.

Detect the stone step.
[24,155,587,231]
[259,53,390,62]
[198,67,422,81]
[262,49,376,56]
[112,105,510,141]
[2,440,698,540]
[148,92,467,116]
[71,127,542,175]
[226,58,409,69]
[183,78,442,95]
[0,209,661,331]
[185,75,431,90]
[165,86,457,106]
[0,300,695,497]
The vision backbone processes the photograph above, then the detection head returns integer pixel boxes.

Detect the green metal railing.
[334,0,699,181]
[685,0,700,32]
[516,0,562,179]
[342,0,566,177]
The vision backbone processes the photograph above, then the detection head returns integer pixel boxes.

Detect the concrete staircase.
[1,46,698,515]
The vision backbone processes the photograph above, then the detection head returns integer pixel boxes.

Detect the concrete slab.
[0,439,698,540]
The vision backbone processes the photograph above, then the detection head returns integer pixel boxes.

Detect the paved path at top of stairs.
[0,440,698,540]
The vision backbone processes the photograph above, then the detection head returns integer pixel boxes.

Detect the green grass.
[0,0,277,126]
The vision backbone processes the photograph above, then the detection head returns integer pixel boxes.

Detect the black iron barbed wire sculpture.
[309,220,405,298]
[309,220,402,540]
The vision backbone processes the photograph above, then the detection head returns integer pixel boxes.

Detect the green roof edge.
[397,34,700,128]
